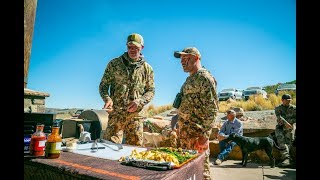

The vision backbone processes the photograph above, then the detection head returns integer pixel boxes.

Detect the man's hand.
[103,98,113,113]
[284,121,293,130]
[277,118,284,125]
[194,136,209,153]
[127,101,138,113]
[217,134,226,141]
[278,116,293,129]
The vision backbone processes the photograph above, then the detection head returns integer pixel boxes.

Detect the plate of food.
[119,147,199,171]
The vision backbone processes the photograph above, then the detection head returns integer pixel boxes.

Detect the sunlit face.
[282,99,291,106]
[127,43,143,60]
[226,110,236,121]
[180,54,198,73]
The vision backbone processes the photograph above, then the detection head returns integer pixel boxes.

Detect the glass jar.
[45,123,62,159]
[29,124,47,156]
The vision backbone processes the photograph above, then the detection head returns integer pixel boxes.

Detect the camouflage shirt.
[178,67,219,134]
[275,104,296,125]
[99,52,155,111]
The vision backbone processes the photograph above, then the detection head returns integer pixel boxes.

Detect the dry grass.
[53,105,174,119]
[218,92,296,113]
[56,113,73,119]
[55,110,75,119]
[53,91,296,118]
[143,104,173,117]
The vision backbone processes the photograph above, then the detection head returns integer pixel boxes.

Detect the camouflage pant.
[275,124,296,159]
[103,112,143,146]
[178,122,212,180]
[159,130,178,148]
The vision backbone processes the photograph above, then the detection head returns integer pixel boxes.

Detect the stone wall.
[209,140,296,163]
[24,88,49,113]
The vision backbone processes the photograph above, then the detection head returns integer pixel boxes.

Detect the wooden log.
[24,0,38,88]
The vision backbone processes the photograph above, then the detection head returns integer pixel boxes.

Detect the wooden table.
[24,151,205,180]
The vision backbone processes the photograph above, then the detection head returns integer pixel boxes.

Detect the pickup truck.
[242,87,267,100]
[275,83,296,95]
[218,88,243,101]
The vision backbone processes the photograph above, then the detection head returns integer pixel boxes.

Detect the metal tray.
[120,148,199,171]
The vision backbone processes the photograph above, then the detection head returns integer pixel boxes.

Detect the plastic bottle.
[45,122,62,159]
[29,124,47,156]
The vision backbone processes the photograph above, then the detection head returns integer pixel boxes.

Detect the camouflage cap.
[127,33,144,48]
[282,94,292,100]
[174,47,201,59]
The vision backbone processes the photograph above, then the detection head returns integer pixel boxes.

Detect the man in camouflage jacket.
[274,93,296,167]
[99,33,155,146]
[174,47,219,180]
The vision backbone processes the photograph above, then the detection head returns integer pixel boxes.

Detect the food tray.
[120,147,199,171]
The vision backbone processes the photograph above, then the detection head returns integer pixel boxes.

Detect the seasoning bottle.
[45,122,62,159]
[29,124,47,156]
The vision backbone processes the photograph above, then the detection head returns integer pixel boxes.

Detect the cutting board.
[69,142,147,161]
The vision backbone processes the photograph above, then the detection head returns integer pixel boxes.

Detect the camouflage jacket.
[178,67,219,134]
[275,104,296,125]
[99,52,155,112]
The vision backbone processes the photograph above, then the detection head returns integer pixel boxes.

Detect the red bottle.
[29,124,47,156]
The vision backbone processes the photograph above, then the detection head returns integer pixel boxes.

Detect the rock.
[209,140,285,162]
[215,111,277,137]
[209,110,283,162]
[143,118,171,132]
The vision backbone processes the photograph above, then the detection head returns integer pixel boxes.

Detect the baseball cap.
[127,33,144,48]
[232,107,244,117]
[282,94,292,100]
[226,109,236,114]
[174,47,201,59]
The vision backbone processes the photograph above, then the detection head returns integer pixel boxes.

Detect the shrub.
[142,104,173,117]
[218,92,296,113]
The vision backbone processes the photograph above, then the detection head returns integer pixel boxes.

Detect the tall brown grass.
[143,104,173,117]
[55,91,296,119]
[218,92,296,113]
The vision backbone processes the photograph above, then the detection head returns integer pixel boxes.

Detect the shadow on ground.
[210,159,296,180]
[263,169,296,180]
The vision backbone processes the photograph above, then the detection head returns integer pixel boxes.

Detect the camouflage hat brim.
[174,47,201,59]
[174,51,184,58]
[174,51,198,58]
[127,41,142,48]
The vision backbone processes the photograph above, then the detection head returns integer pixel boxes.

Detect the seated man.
[214,109,243,165]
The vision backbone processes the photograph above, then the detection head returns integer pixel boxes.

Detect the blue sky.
[27,0,296,109]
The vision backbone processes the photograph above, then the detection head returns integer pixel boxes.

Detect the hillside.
[263,80,296,94]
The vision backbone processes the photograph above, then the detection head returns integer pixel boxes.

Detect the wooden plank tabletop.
[24,151,205,180]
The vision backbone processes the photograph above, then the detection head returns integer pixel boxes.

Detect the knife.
[98,139,123,150]
[77,147,106,150]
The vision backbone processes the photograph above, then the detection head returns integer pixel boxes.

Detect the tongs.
[121,157,174,171]
[98,139,123,151]
[77,140,105,152]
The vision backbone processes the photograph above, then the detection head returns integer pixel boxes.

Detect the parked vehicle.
[275,83,296,95]
[242,87,267,100]
[218,88,243,101]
